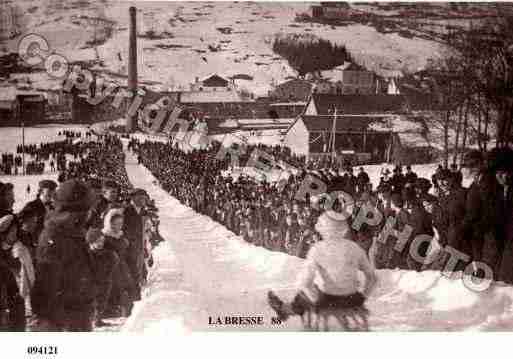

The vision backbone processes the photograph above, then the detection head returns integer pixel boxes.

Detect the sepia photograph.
[1,0,513,349]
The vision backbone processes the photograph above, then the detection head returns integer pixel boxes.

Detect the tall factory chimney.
[127,6,138,132]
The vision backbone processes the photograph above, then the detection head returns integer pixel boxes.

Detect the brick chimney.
[127,6,138,132]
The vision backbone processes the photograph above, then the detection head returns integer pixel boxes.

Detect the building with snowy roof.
[284,93,438,164]
[0,86,47,126]
[304,93,408,116]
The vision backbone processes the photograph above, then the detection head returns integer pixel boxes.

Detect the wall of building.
[284,119,309,156]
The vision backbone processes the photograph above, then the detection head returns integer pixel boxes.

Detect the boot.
[267,291,290,322]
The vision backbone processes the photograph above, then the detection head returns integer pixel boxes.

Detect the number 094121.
[27,346,58,355]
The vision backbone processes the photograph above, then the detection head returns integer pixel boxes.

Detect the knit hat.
[314,211,350,241]
[54,179,94,212]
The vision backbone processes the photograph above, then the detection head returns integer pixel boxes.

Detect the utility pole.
[331,107,338,162]
[18,96,25,175]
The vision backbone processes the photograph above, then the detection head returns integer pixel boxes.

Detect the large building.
[284,93,436,164]
[185,74,245,102]
[304,93,408,116]
[310,2,352,19]
[319,62,377,95]
[190,74,237,92]
[0,86,47,126]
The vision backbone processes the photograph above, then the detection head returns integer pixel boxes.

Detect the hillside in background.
[0,0,457,95]
[1,1,510,95]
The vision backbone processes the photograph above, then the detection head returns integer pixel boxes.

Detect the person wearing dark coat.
[21,180,57,241]
[461,150,491,274]
[122,188,148,302]
[451,164,463,187]
[0,214,26,331]
[30,180,96,331]
[404,166,418,185]
[444,181,469,264]
[102,209,136,316]
[0,182,15,216]
[404,196,435,272]
[356,167,370,194]
[86,227,120,327]
[86,180,121,229]
[486,148,513,276]
[390,166,405,195]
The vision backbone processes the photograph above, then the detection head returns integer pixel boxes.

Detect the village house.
[0,85,19,125]
[310,2,352,20]
[284,93,436,164]
[0,85,47,126]
[303,93,407,116]
[183,74,245,102]
[320,62,377,95]
[189,74,237,92]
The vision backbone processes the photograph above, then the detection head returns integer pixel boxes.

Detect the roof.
[320,2,350,8]
[275,78,312,89]
[343,62,366,72]
[297,115,396,133]
[202,118,294,135]
[179,101,304,119]
[201,74,230,87]
[398,84,441,112]
[309,93,408,115]
[180,90,243,103]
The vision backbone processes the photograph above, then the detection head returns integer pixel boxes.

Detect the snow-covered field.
[1,1,444,95]
[0,124,93,211]
[0,124,91,153]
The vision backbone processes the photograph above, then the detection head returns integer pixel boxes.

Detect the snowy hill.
[1,1,445,96]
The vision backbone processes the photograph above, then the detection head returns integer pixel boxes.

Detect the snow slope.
[2,1,443,95]
[121,146,513,332]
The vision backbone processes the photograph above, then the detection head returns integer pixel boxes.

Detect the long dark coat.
[31,211,96,329]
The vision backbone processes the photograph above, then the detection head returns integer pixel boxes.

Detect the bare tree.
[452,17,513,148]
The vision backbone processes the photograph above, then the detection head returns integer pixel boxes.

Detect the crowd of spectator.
[0,134,163,331]
[132,137,513,285]
[1,131,94,176]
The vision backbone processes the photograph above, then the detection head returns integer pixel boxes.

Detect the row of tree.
[422,16,513,166]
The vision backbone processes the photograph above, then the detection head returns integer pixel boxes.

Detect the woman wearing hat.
[31,180,96,331]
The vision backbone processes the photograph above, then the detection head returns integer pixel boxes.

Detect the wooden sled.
[300,305,370,331]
